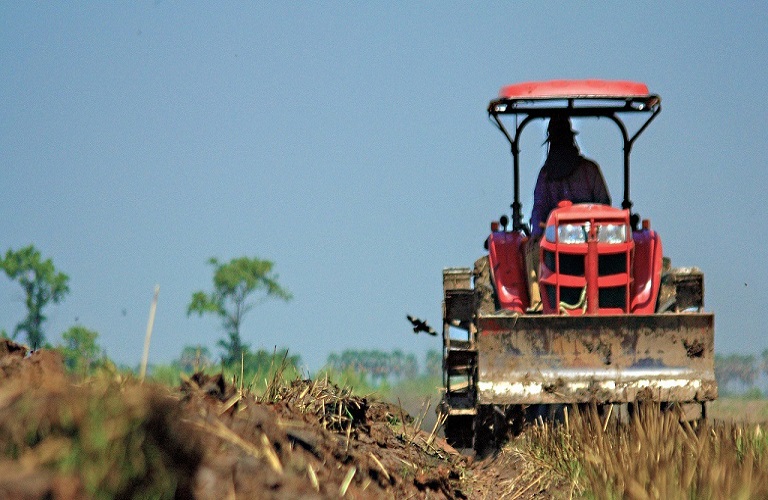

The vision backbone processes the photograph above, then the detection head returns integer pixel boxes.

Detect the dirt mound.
[0,341,469,499]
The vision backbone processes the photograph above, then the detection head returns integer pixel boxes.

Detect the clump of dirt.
[0,339,470,499]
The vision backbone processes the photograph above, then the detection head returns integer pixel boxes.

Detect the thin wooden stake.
[139,285,160,382]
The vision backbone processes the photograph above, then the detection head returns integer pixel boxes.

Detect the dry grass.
[505,405,768,499]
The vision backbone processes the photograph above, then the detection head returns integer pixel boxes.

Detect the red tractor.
[440,80,716,451]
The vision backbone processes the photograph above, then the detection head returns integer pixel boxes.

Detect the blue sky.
[1,3,765,372]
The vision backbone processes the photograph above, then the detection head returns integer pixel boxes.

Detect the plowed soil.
[0,339,499,499]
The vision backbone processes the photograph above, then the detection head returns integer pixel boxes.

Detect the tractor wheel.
[474,405,508,457]
[444,414,474,451]
[473,405,529,456]
[505,405,528,436]
[526,404,566,424]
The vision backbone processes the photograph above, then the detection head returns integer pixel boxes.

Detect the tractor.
[440,80,716,452]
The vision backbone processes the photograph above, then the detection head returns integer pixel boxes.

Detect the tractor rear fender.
[476,312,716,405]
[487,232,528,312]
[631,229,663,313]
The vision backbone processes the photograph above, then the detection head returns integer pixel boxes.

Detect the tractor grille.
[598,253,627,275]
[599,286,626,309]
[539,224,633,314]
[544,250,584,276]
[545,285,584,310]
[544,250,627,278]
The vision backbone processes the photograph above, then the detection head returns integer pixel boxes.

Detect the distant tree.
[0,245,70,349]
[405,353,419,378]
[425,350,441,378]
[187,257,292,365]
[391,350,404,378]
[329,350,370,379]
[761,349,768,377]
[715,353,757,390]
[327,352,340,370]
[60,325,102,374]
[243,348,301,375]
[387,350,418,380]
[176,344,213,372]
[325,349,421,384]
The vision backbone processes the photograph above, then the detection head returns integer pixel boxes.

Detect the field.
[709,397,768,423]
[0,339,467,499]
[464,402,768,499]
[1,339,767,499]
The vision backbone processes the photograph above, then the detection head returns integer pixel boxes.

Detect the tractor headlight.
[557,224,587,244]
[544,225,556,243]
[597,224,627,244]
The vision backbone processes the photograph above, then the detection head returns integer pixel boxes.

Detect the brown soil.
[0,339,487,499]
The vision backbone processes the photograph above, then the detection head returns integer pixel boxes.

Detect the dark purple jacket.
[530,157,611,238]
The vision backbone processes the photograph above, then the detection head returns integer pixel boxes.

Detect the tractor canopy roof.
[488,80,662,232]
[490,79,660,116]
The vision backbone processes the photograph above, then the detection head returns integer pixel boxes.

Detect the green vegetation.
[326,349,419,384]
[147,345,303,394]
[319,349,440,394]
[0,245,70,349]
[176,344,213,372]
[187,256,292,365]
[59,325,107,376]
[9,246,768,494]
[324,349,440,381]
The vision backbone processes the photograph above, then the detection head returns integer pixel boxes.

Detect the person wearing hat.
[525,115,611,312]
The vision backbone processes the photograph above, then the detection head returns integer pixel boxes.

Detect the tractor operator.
[525,115,611,312]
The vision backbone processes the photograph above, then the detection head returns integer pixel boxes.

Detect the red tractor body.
[489,202,663,315]
[440,80,716,451]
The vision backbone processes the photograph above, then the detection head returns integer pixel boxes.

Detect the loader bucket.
[476,313,716,405]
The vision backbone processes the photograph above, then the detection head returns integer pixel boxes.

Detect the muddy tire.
[474,405,504,457]
[444,414,474,450]
[526,404,566,424]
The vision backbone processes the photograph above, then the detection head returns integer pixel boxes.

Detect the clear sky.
[2,2,766,373]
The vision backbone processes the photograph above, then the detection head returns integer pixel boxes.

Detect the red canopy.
[499,80,650,100]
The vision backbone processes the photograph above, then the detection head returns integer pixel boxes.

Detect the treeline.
[715,352,768,395]
[325,349,441,384]
[0,324,303,390]
[149,344,303,389]
[158,347,444,392]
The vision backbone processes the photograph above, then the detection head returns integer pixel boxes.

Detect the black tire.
[474,405,507,457]
[444,414,474,450]
[525,404,566,424]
